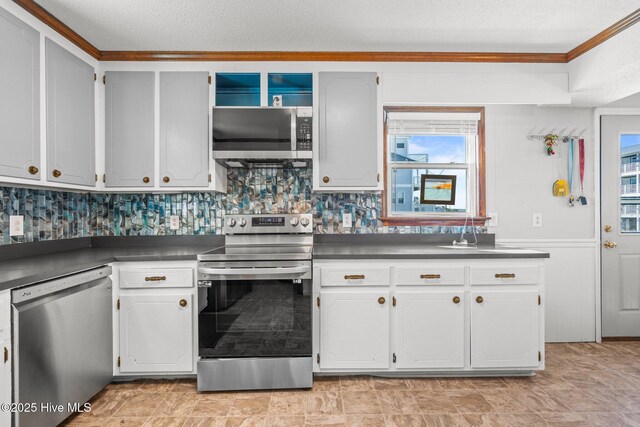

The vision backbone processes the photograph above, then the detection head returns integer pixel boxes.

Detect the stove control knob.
[228,218,236,227]
[290,218,299,226]
[300,217,310,227]
[239,218,247,227]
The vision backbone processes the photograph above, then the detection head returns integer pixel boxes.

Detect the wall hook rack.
[527,126,588,142]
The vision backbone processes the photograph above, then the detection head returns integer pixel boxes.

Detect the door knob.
[378,297,386,305]
[604,225,612,233]
[476,296,484,304]
[179,299,188,307]
[604,240,618,249]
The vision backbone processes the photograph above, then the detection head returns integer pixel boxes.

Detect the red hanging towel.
[579,139,587,205]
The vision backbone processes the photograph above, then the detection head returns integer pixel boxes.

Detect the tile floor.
[62,342,640,427]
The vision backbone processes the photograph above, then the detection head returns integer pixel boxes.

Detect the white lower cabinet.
[471,290,540,369]
[119,293,193,373]
[319,291,389,369]
[113,262,197,376]
[0,290,11,426]
[314,260,545,375]
[395,291,464,369]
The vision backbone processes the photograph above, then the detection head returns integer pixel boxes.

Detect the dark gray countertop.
[313,243,550,260]
[312,234,549,260]
[0,234,548,293]
[0,237,224,292]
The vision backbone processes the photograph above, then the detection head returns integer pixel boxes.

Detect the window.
[383,107,486,225]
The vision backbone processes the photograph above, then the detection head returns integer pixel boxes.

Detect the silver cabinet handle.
[198,266,309,276]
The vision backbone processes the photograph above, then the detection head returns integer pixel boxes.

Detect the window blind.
[387,112,480,136]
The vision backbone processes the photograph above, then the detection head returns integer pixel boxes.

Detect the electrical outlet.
[169,215,180,230]
[532,213,543,228]
[9,215,24,236]
[487,213,498,227]
[342,212,353,228]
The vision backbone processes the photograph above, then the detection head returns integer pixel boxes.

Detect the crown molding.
[12,0,100,59]
[10,2,640,63]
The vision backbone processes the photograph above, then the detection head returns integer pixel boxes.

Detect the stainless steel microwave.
[212,107,312,160]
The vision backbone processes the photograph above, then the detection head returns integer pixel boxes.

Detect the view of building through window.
[621,134,640,233]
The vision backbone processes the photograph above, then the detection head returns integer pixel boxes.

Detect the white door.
[602,115,640,337]
[471,290,539,368]
[119,294,193,373]
[395,292,464,369]
[320,291,389,369]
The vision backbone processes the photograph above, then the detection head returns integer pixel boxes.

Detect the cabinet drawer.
[119,268,193,289]
[470,266,539,285]
[320,267,390,287]
[396,267,465,286]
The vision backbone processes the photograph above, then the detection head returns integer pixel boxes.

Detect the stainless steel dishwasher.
[11,266,113,427]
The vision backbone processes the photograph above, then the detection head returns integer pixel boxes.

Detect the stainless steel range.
[196,213,313,391]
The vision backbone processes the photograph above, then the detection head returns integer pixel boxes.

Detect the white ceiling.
[34,0,639,52]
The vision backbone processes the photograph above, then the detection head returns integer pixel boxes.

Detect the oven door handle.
[198,266,310,276]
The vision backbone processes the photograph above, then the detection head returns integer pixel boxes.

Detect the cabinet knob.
[163,176,170,183]
[3,347,7,364]
[322,176,330,183]
[142,176,150,184]
[52,169,61,178]
[179,299,188,308]
[378,297,386,305]
[28,166,39,175]
[453,296,461,304]
[476,296,484,304]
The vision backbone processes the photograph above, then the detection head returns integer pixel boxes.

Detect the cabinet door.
[320,291,389,369]
[318,72,379,188]
[159,72,209,187]
[46,39,96,186]
[119,294,193,373]
[395,292,464,369]
[0,9,40,180]
[0,336,10,426]
[471,290,539,368]
[105,71,155,187]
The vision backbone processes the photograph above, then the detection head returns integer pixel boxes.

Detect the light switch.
[10,215,24,236]
[170,215,180,230]
[342,212,353,228]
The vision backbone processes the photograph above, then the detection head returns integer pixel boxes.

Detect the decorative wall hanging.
[420,174,457,205]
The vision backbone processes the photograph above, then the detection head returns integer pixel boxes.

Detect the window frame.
[382,106,487,226]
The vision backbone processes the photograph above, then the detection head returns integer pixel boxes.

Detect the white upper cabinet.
[159,72,210,187]
[317,72,381,190]
[0,9,40,180]
[46,38,96,187]
[105,71,155,187]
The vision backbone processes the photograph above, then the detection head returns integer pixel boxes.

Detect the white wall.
[485,105,597,342]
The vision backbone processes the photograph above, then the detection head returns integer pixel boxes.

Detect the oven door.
[212,107,297,159]
[197,261,311,359]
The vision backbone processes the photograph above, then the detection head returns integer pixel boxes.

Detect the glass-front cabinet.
[214,72,312,107]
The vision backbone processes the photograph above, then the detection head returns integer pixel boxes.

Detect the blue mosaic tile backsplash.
[0,168,486,245]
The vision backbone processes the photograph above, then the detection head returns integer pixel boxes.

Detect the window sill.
[381,216,490,226]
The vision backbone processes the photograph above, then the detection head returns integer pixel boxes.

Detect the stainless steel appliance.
[212,107,312,161]
[197,213,313,391]
[12,266,113,427]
